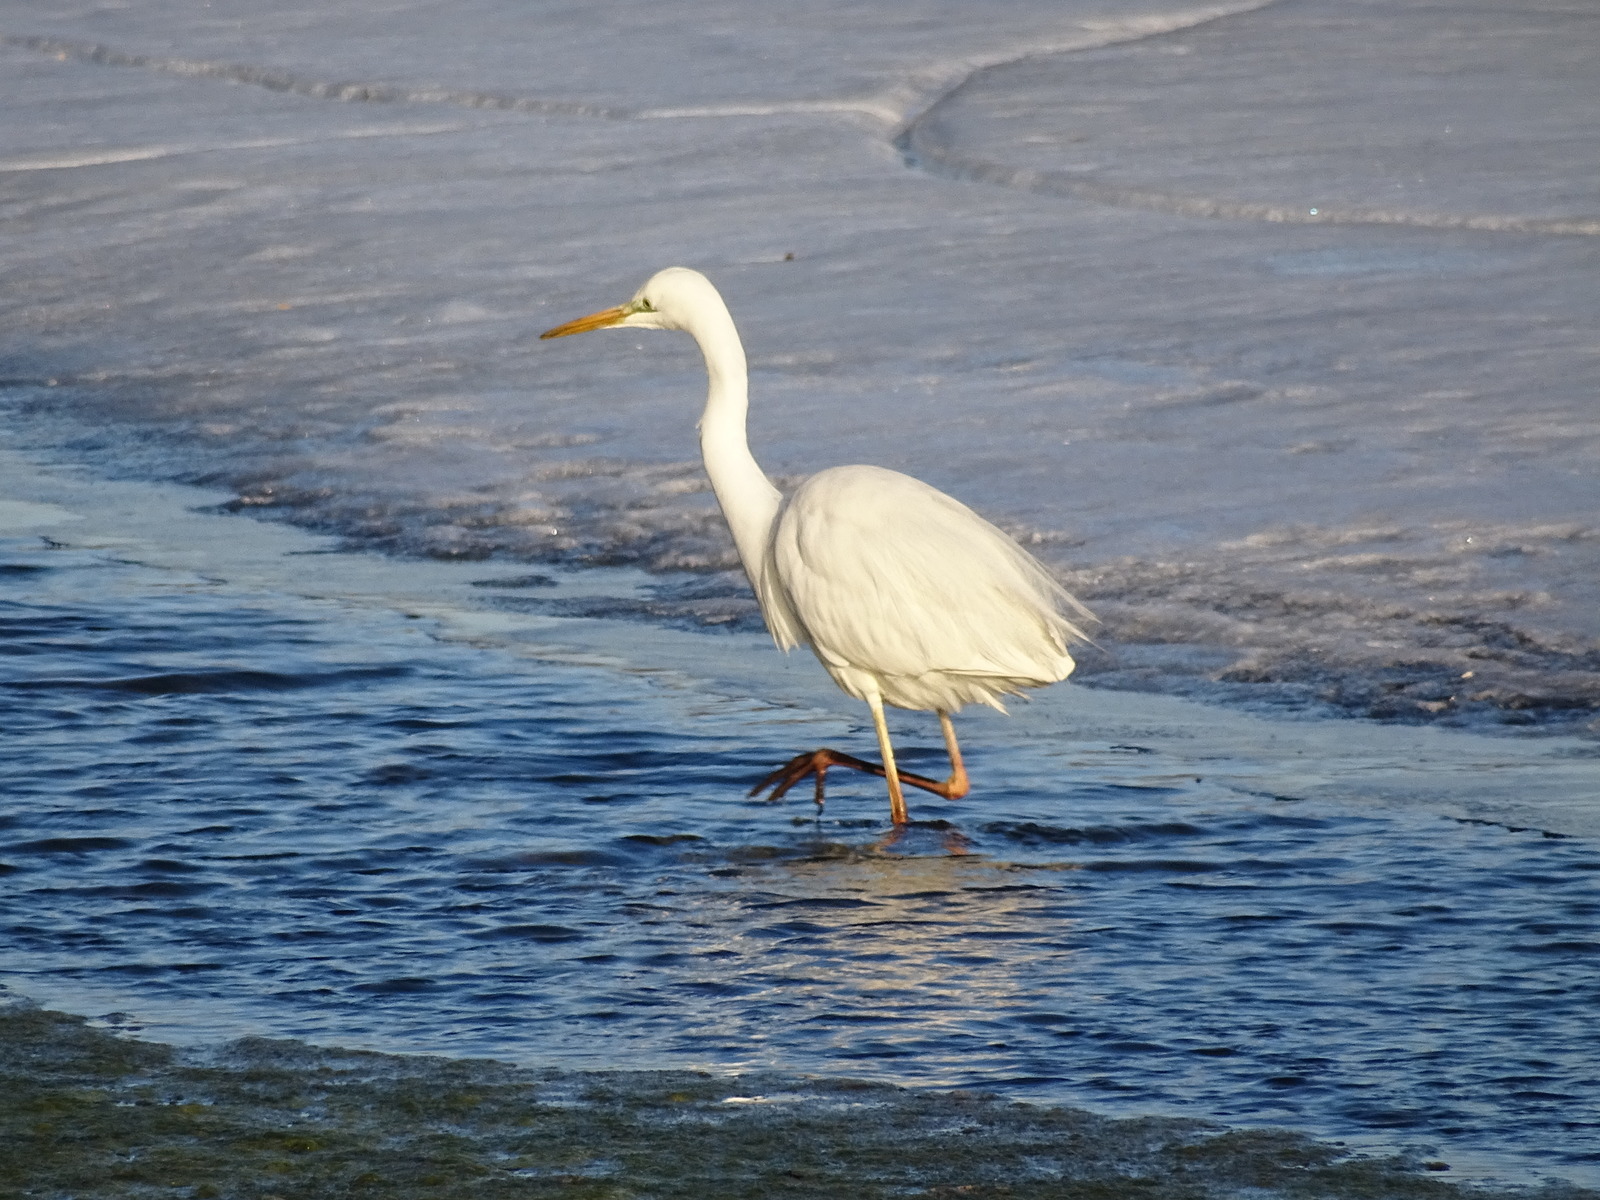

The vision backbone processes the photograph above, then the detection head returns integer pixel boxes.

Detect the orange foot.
[750,749,961,810]
[749,748,883,809]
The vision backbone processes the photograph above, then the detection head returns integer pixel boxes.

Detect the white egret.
[541,268,1093,825]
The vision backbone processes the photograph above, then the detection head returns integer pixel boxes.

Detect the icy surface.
[910,0,1600,231]
[2,0,1599,727]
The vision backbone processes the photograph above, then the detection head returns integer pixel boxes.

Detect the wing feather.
[770,465,1092,688]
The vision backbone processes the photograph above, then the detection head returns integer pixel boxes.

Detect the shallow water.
[3,526,1597,1186]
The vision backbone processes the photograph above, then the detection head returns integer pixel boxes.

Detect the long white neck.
[685,297,783,590]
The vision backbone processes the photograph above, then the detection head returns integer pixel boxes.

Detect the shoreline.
[6,1002,1592,1200]
[2,439,1596,842]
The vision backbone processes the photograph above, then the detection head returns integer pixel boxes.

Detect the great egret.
[541,268,1093,825]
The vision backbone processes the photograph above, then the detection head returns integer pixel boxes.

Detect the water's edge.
[6,1002,1589,1197]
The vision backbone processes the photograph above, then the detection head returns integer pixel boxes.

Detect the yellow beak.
[539,304,629,339]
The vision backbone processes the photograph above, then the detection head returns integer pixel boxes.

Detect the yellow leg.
[937,711,971,801]
[866,693,910,825]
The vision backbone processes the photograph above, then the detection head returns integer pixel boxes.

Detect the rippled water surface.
[3,534,1596,1185]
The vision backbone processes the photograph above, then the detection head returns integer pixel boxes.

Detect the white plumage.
[772,465,1088,710]
[542,267,1093,825]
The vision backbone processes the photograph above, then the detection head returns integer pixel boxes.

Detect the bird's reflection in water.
[657,838,1083,1072]
[873,820,976,857]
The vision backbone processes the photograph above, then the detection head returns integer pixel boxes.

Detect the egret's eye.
[636,298,656,313]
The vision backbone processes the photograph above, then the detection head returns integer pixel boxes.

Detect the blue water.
[3,533,1597,1185]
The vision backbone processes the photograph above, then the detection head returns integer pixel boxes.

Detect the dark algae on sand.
[3,1004,1592,1200]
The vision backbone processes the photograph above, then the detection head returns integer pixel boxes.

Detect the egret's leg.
[866,693,910,826]
[937,711,971,801]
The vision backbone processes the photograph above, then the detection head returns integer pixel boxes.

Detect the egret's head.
[539,267,714,339]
